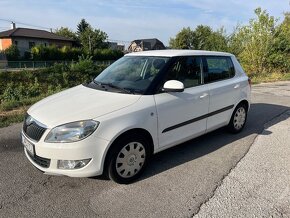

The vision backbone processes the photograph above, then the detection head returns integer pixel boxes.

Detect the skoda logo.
[25,116,34,126]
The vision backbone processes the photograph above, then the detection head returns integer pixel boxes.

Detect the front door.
[154,56,209,150]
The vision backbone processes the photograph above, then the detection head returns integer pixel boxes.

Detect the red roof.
[0,28,74,42]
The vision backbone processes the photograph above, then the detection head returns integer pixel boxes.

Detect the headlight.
[45,120,99,143]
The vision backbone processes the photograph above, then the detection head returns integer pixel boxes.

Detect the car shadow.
[136,103,290,181]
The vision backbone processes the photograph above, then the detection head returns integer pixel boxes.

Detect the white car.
[22,50,251,184]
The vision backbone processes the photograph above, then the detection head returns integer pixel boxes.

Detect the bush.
[1,78,41,103]
[29,45,122,61]
[0,58,108,112]
[1,82,26,102]
[4,45,20,61]
[93,49,123,60]
[68,55,104,85]
[31,45,62,60]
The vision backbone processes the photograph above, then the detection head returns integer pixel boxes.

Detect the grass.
[0,96,44,111]
[0,96,47,128]
[250,72,290,84]
[0,110,26,128]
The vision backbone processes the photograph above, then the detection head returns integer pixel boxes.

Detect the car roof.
[125,49,234,57]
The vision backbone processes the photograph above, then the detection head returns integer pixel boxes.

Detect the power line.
[0,18,12,22]
[0,18,132,44]
[0,18,52,31]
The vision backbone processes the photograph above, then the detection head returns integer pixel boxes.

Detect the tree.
[229,8,277,74]
[4,45,20,60]
[169,27,194,49]
[169,25,228,51]
[208,28,228,51]
[79,26,108,54]
[54,27,78,41]
[191,25,212,50]
[268,12,290,73]
[77,19,90,35]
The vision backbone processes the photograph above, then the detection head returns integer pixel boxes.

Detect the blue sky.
[0,0,289,46]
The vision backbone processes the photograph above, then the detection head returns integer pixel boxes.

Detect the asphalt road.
[1,81,290,218]
[195,110,290,217]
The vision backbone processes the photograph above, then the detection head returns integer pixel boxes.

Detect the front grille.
[23,114,47,142]
[28,152,51,168]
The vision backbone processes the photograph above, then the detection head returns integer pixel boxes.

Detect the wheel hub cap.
[233,107,246,130]
[127,155,137,166]
[116,142,146,178]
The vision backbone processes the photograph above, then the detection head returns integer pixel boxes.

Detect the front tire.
[227,103,247,133]
[108,135,150,184]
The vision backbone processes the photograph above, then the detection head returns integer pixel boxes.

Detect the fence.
[0,60,114,70]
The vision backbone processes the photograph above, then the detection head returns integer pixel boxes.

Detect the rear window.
[204,56,235,83]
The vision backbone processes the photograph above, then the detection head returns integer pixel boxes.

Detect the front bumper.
[22,131,110,177]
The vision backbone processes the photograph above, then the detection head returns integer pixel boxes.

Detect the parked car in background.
[22,50,251,184]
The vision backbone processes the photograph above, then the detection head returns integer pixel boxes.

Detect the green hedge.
[29,45,123,61]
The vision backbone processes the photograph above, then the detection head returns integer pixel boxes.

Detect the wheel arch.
[236,99,250,111]
[226,99,250,126]
[102,128,154,175]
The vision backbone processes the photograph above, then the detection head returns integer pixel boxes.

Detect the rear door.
[154,56,209,149]
[203,56,241,132]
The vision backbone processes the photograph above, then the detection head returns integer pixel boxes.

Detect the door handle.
[199,93,208,99]
[234,84,240,89]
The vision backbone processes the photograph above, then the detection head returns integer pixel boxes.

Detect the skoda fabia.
[22,50,251,184]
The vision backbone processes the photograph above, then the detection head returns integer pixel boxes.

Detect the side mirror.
[163,80,184,92]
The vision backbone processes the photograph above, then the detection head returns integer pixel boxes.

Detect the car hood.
[28,85,141,128]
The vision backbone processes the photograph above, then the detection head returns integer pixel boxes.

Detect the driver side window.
[165,56,203,89]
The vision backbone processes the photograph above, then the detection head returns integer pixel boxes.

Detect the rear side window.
[204,56,235,83]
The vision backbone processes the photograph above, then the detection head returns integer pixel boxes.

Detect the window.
[204,56,235,83]
[29,42,35,49]
[165,56,203,88]
[94,56,169,94]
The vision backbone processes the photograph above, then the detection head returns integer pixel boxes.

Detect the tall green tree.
[169,25,228,51]
[79,26,108,54]
[169,27,194,49]
[191,25,212,50]
[54,27,78,41]
[230,8,277,74]
[268,12,290,73]
[77,19,90,35]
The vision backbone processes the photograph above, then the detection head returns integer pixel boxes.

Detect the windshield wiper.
[93,80,104,86]
[93,81,135,94]
[105,83,135,94]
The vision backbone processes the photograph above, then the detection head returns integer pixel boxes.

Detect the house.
[108,41,125,52]
[0,23,75,56]
[128,38,166,52]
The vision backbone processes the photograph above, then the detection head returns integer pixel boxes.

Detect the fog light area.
[57,159,91,169]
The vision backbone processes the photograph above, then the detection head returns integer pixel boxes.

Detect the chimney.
[11,22,16,29]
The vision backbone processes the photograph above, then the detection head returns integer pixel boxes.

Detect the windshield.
[94,56,169,94]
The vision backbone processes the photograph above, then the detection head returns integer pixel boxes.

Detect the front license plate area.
[22,134,35,156]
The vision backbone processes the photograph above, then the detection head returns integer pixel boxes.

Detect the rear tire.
[107,135,150,184]
[227,103,247,133]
